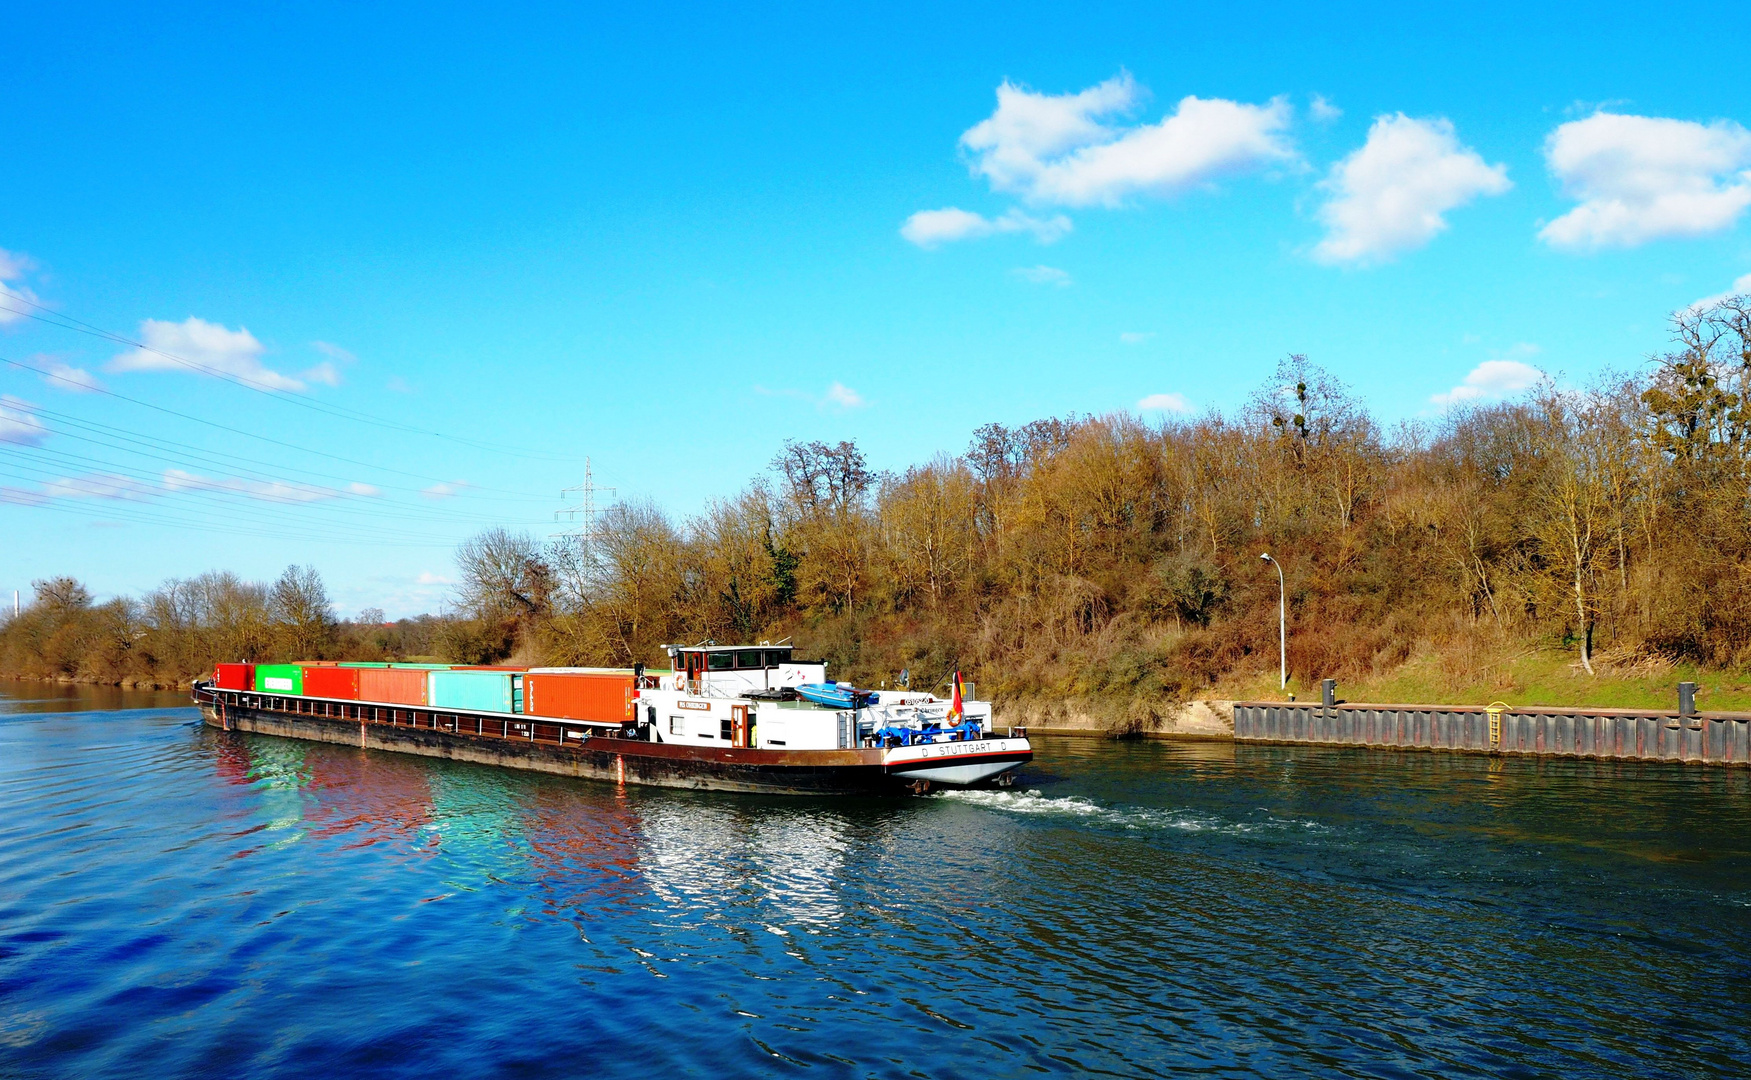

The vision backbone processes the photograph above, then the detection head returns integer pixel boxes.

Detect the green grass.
[1215,648,1751,713]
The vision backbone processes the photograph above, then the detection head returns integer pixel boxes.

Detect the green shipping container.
[254,663,303,695]
[428,670,522,713]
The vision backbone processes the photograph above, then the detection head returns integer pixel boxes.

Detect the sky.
[4,0,1751,617]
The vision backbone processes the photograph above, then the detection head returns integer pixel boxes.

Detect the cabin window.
[720,717,733,740]
[765,650,790,667]
[707,652,734,671]
[735,650,764,669]
[669,716,685,735]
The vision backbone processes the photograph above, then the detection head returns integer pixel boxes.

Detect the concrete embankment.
[1002,698,1235,740]
[1235,699,1751,767]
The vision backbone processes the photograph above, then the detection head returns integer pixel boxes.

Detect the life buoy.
[674,673,686,691]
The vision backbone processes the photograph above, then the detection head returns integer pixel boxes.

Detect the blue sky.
[4,1,1751,616]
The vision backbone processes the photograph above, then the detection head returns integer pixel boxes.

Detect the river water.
[2,686,1748,1079]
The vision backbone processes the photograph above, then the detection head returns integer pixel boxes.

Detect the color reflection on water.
[1,687,1748,1079]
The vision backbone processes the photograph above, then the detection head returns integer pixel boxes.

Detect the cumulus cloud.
[1137,392,1194,413]
[822,382,866,408]
[1540,113,1751,250]
[1690,272,1751,311]
[0,248,38,325]
[160,468,368,503]
[1314,115,1510,265]
[301,361,343,387]
[1310,95,1342,123]
[959,73,1296,207]
[900,206,1072,247]
[754,383,870,410]
[1431,355,1544,408]
[2,465,380,505]
[1012,265,1072,286]
[421,481,470,500]
[0,397,50,446]
[109,317,307,391]
[37,358,103,393]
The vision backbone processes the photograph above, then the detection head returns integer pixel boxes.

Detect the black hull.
[195,687,978,795]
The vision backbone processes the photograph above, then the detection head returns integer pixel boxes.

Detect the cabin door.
[731,705,750,748]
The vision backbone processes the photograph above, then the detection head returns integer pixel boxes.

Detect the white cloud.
[0,397,49,446]
[1310,95,1342,123]
[301,361,343,387]
[1137,392,1194,413]
[0,249,39,326]
[900,206,1071,247]
[1690,272,1751,311]
[312,341,357,364]
[109,317,307,391]
[823,382,866,409]
[37,359,103,393]
[1540,113,1751,250]
[755,384,870,410]
[959,73,1295,207]
[161,468,360,503]
[1119,331,1156,344]
[1431,357,1544,408]
[348,482,382,497]
[422,481,469,499]
[416,571,455,586]
[42,473,156,501]
[1314,114,1510,265]
[1012,265,1071,286]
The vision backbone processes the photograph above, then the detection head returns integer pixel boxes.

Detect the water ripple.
[1,687,1748,1078]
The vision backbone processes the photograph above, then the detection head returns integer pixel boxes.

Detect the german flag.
[947,671,964,723]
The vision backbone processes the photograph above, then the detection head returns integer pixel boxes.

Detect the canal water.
[2,686,1748,1079]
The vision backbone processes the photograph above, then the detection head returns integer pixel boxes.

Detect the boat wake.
[934,788,1330,837]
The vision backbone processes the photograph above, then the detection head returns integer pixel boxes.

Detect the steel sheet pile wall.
[1233,703,1751,766]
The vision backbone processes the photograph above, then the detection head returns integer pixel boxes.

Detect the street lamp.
[1260,553,1285,691]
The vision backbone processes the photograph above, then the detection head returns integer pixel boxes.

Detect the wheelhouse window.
[735,650,764,669]
[707,652,734,671]
[765,650,790,667]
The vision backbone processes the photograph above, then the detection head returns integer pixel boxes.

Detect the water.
[2,685,1749,1079]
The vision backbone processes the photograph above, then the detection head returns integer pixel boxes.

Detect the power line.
[3,354,555,500]
[0,294,583,462]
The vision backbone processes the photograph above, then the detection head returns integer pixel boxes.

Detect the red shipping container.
[358,666,428,706]
[524,672,633,723]
[214,662,253,690]
[301,665,360,700]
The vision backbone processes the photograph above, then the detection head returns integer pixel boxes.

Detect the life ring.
[674,673,685,691]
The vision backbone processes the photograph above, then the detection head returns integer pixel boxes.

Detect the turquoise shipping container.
[427,670,523,714]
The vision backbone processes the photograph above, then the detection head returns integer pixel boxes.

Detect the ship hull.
[196,687,1029,796]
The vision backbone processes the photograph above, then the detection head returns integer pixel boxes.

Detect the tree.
[270,565,336,659]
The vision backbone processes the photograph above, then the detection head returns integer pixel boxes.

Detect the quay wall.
[1234,701,1751,767]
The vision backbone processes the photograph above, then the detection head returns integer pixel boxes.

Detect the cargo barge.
[194,644,1031,795]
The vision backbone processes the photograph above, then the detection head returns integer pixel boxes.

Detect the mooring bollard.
[1321,679,1336,709]
[1678,682,1698,717]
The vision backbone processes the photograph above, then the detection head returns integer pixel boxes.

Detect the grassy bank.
[1220,646,1751,713]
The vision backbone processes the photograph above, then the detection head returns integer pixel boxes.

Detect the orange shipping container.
[524,672,633,723]
[359,666,428,706]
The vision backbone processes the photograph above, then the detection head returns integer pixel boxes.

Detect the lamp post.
[1260,553,1285,691]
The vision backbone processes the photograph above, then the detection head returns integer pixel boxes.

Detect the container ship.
[193,643,1032,795]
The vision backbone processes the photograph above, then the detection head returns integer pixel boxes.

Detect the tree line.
[8,296,1750,712]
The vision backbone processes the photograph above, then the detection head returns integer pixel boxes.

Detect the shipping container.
[254,663,303,695]
[524,672,634,723]
[428,670,522,713]
[336,662,391,668]
[358,667,428,706]
[301,665,360,700]
[213,662,254,690]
